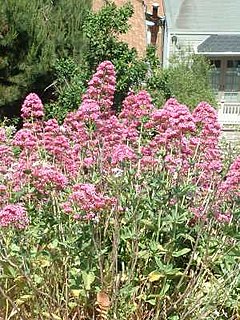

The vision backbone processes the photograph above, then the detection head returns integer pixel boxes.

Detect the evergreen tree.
[0,0,90,118]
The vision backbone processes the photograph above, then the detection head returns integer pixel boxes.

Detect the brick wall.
[92,0,164,58]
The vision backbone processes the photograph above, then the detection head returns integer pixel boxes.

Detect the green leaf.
[68,302,78,309]
[160,283,170,296]
[71,289,81,298]
[47,239,59,249]
[146,298,156,306]
[15,294,32,305]
[7,266,17,278]
[82,271,95,291]
[169,316,180,320]
[9,243,20,252]
[33,274,43,284]
[172,248,191,257]
[148,271,164,282]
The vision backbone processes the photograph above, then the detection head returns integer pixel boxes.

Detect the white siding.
[168,33,209,58]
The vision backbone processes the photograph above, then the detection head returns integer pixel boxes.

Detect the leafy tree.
[0,0,90,119]
[83,2,149,107]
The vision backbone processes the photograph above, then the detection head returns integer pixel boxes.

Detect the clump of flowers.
[192,102,222,184]
[13,128,38,149]
[82,60,116,113]
[21,93,44,119]
[119,90,155,125]
[111,144,137,165]
[143,99,196,173]
[0,60,239,229]
[0,204,29,229]
[0,128,6,142]
[62,183,117,220]
[219,156,240,199]
[31,164,68,194]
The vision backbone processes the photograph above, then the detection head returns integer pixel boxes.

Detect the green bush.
[146,50,216,110]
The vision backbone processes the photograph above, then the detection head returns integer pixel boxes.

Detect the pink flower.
[215,211,232,223]
[62,183,117,220]
[83,157,94,167]
[191,206,207,221]
[0,204,29,229]
[13,128,38,149]
[219,156,240,199]
[191,101,222,188]
[82,61,116,113]
[119,90,155,124]
[0,128,6,143]
[111,144,137,165]
[21,93,44,120]
[31,164,68,194]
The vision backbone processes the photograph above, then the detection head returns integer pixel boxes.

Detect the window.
[210,59,221,92]
[209,58,240,102]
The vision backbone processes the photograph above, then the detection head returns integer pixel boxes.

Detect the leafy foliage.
[44,58,90,122]
[146,49,216,109]
[1,1,216,123]
[83,2,147,93]
[0,0,90,118]
[49,2,148,120]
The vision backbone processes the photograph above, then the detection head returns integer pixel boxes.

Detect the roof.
[198,35,240,53]
[163,0,240,33]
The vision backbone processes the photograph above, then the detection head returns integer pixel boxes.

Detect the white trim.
[196,52,240,56]
[163,26,171,67]
[168,31,240,35]
[218,102,240,125]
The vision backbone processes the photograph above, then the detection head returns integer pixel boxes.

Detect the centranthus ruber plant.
[0,61,239,320]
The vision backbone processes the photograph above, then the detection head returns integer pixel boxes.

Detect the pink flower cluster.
[13,128,38,149]
[119,90,155,125]
[31,164,68,194]
[0,128,6,142]
[82,60,116,113]
[143,99,196,173]
[0,204,29,229]
[21,93,44,119]
[111,144,136,165]
[62,183,116,219]
[192,102,222,185]
[219,156,240,199]
[0,60,239,227]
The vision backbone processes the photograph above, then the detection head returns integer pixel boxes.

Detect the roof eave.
[169,31,240,35]
[196,52,240,56]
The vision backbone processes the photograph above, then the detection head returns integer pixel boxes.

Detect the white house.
[162,0,240,124]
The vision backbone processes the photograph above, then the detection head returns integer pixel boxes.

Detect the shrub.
[146,51,216,110]
[0,61,239,319]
